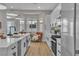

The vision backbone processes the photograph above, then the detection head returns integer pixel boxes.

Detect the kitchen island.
[0,33,30,56]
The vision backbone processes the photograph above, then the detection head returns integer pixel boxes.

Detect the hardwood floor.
[26,42,54,56]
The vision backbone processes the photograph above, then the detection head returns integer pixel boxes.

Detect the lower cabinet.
[0,48,8,56]
[16,36,30,56]
[0,35,30,56]
[8,42,18,56]
[20,36,29,56]
[17,40,21,56]
[0,42,18,56]
[21,37,27,56]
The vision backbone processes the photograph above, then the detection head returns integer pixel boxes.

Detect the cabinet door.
[21,37,26,56]
[26,37,28,48]
[0,48,8,56]
[8,42,17,56]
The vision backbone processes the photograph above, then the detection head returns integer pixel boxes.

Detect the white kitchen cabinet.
[0,42,18,56]
[26,35,30,49]
[17,40,21,56]
[21,37,26,56]
[20,35,30,56]
[0,48,8,56]
[0,33,30,56]
[8,42,18,56]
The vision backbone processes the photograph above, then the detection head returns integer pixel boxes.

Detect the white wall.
[0,11,7,34]
[76,3,79,56]
[61,3,74,56]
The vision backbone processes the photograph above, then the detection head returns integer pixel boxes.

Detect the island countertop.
[0,33,30,48]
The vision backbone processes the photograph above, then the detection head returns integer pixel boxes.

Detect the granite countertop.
[0,33,30,48]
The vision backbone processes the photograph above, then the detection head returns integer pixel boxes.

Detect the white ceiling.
[62,3,74,11]
[4,3,58,10]
[0,3,59,19]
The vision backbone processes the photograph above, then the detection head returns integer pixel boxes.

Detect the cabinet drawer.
[10,43,17,50]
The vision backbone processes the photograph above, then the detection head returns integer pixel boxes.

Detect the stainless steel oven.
[51,36,57,56]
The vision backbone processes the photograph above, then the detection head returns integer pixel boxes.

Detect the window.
[20,20,25,32]
[39,20,43,32]
[29,21,37,28]
[7,21,15,34]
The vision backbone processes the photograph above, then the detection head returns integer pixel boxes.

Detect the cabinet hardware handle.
[12,46,16,50]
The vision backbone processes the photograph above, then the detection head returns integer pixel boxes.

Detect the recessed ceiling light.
[40,20,43,23]
[16,18,21,19]
[72,8,74,10]
[24,13,40,14]
[6,16,12,19]
[7,13,18,16]
[0,4,7,10]
[20,20,24,23]
[11,6,13,8]
[38,6,40,9]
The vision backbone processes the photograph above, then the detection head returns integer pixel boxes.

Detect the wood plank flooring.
[26,42,54,56]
